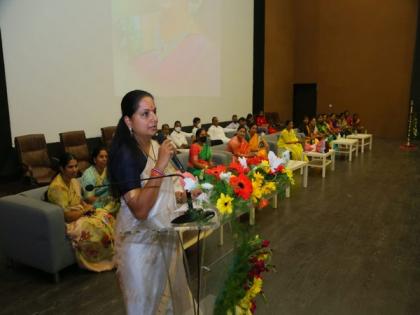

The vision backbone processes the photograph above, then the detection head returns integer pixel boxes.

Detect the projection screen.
[0,0,254,142]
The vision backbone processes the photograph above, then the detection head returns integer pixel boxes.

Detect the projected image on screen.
[112,0,221,97]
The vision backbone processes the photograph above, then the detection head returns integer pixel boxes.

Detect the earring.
[129,127,133,136]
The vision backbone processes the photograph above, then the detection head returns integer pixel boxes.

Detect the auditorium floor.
[1,139,419,315]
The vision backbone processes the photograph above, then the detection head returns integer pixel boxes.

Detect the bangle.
[151,167,165,176]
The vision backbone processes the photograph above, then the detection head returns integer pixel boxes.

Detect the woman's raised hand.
[156,139,176,171]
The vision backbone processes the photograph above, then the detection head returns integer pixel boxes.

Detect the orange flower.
[258,198,269,209]
[247,156,264,166]
[229,173,253,200]
[229,160,249,174]
[205,165,227,178]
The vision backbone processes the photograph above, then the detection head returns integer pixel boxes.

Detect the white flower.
[183,178,198,191]
[238,157,248,169]
[281,150,291,163]
[196,192,209,203]
[200,182,214,190]
[219,171,232,182]
[268,151,286,172]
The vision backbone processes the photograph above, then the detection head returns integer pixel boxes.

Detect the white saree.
[115,141,194,315]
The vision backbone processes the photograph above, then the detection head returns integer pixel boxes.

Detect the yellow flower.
[252,171,264,184]
[251,180,263,203]
[228,305,252,315]
[216,193,234,215]
[249,277,263,297]
[258,253,269,261]
[239,297,252,311]
[286,169,295,185]
[262,182,276,195]
[260,160,270,173]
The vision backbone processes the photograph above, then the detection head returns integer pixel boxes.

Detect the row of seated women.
[47,147,119,272]
[278,112,366,160]
[188,119,314,177]
[186,123,270,175]
[301,112,364,140]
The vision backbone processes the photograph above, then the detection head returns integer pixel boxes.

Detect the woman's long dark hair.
[108,90,153,197]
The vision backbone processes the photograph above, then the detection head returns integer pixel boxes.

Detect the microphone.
[153,132,186,172]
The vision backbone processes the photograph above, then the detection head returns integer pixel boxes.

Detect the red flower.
[229,173,253,200]
[275,165,285,173]
[262,240,270,248]
[229,160,249,174]
[247,156,264,166]
[258,198,269,209]
[254,260,266,272]
[205,165,227,178]
[250,301,257,313]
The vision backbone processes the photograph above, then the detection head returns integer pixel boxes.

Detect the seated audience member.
[80,146,119,215]
[344,110,353,126]
[228,126,255,159]
[337,114,352,136]
[255,110,269,133]
[207,116,230,145]
[191,117,201,138]
[308,117,319,137]
[238,117,249,131]
[326,113,340,135]
[299,116,311,136]
[156,123,177,146]
[277,120,308,161]
[246,113,255,126]
[267,124,278,134]
[47,153,115,272]
[316,114,330,135]
[224,114,240,131]
[158,123,171,139]
[248,123,269,159]
[170,120,191,150]
[188,128,213,176]
[352,113,365,133]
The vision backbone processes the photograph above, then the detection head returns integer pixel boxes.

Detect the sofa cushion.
[20,186,49,201]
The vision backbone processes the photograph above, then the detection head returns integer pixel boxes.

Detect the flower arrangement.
[194,152,293,222]
[181,151,293,314]
[215,235,274,315]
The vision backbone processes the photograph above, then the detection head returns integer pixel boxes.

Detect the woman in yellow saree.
[48,153,115,272]
[248,123,269,159]
[277,120,308,161]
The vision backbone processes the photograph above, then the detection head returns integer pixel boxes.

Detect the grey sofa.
[0,186,75,282]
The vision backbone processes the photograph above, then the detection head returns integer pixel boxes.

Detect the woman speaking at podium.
[108,90,193,314]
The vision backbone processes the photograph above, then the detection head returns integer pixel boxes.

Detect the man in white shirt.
[191,117,201,139]
[207,116,230,144]
[224,114,239,131]
[169,121,191,149]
